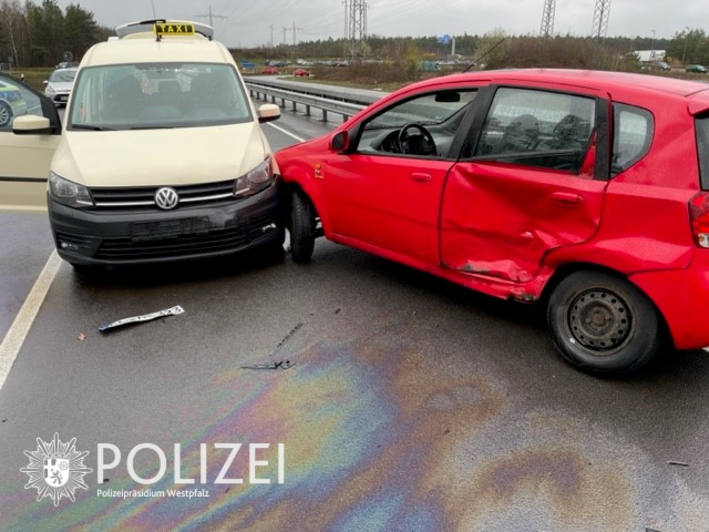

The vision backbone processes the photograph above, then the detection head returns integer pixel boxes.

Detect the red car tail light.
[690,192,709,248]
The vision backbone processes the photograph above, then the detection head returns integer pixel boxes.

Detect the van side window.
[611,103,653,176]
[474,88,596,174]
[0,74,44,132]
[696,115,709,190]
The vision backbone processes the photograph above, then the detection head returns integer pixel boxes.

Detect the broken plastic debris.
[241,360,295,370]
[98,305,184,333]
[273,323,303,353]
[77,332,87,341]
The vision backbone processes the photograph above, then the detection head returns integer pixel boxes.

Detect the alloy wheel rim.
[0,106,9,126]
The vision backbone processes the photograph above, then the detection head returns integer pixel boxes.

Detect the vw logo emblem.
[155,187,179,210]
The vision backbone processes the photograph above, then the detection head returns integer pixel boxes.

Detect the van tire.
[290,191,315,263]
[547,271,661,375]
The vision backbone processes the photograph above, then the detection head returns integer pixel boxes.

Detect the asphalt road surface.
[1,105,709,531]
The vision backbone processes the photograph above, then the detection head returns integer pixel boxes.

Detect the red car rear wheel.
[547,271,662,375]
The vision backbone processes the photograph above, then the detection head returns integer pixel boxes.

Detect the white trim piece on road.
[267,122,306,143]
[0,251,62,391]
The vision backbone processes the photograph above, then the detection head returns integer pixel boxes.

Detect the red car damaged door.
[440,85,610,284]
[323,87,481,266]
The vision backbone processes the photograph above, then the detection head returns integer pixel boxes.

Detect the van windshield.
[68,62,252,131]
[49,69,76,82]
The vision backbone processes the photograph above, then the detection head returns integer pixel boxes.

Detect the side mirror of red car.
[330,131,349,152]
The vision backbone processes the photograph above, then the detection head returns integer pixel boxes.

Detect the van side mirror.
[257,104,280,123]
[12,114,52,135]
[330,131,349,152]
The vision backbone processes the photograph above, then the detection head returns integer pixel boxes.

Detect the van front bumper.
[48,181,282,265]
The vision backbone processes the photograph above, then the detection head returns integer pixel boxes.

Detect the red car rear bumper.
[630,251,709,350]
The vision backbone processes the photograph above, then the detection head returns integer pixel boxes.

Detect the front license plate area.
[131,217,210,241]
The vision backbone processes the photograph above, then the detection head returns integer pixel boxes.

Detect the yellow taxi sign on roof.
[154,22,195,36]
[115,19,213,40]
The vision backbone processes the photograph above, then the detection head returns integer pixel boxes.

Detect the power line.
[292,21,304,46]
[193,5,228,29]
[591,0,611,39]
[344,0,368,58]
[540,0,555,37]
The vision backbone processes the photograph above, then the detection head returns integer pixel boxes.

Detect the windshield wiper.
[129,125,176,130]
[71,124,115,131]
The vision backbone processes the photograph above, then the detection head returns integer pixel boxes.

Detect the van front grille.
[89,180,236,211]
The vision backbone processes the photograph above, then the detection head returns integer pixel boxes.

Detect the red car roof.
[408,68,709,104]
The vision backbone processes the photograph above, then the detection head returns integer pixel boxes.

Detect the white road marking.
[0,251,62,391]
[267,122,306,143]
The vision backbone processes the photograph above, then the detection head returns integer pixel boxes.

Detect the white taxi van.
[1,20,283,270]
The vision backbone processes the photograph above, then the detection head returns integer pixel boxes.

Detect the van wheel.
[0,101,13,128]
[290,191,315,263]
[547,271,661,375]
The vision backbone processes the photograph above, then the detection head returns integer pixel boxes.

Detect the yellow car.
[2,20,283,270]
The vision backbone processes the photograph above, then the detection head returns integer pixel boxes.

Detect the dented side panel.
[440,162,607,283]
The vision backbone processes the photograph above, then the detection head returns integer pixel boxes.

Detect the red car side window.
[474,87,596,175]
[610,103,653,176]
[356,89,477,159]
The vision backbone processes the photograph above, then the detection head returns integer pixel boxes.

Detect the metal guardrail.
[243,77,385,106]
[246,81,368,123]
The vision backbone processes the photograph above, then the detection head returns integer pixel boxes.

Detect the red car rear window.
[697,115,709,190]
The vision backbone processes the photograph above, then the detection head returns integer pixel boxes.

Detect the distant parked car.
[686,64,707,74]
[293,68,310,77]
[261,67,279,75]
[652,61,671,71]
[44,67,77,106]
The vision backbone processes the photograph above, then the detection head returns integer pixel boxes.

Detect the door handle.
[411,172,432,183]
[551,191,583,205]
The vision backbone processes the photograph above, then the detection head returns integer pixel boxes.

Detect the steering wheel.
[397,123,437,156]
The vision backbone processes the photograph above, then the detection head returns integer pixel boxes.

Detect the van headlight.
[234,158,274,197]
[48,172,93,208]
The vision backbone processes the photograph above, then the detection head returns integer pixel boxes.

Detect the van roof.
[81,37,233,67]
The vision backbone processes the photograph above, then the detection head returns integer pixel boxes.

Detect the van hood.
[52,122,267,187]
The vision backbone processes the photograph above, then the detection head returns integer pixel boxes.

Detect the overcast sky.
[56,0,706,47]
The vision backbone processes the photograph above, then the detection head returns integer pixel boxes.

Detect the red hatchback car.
[275,69,709,375]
